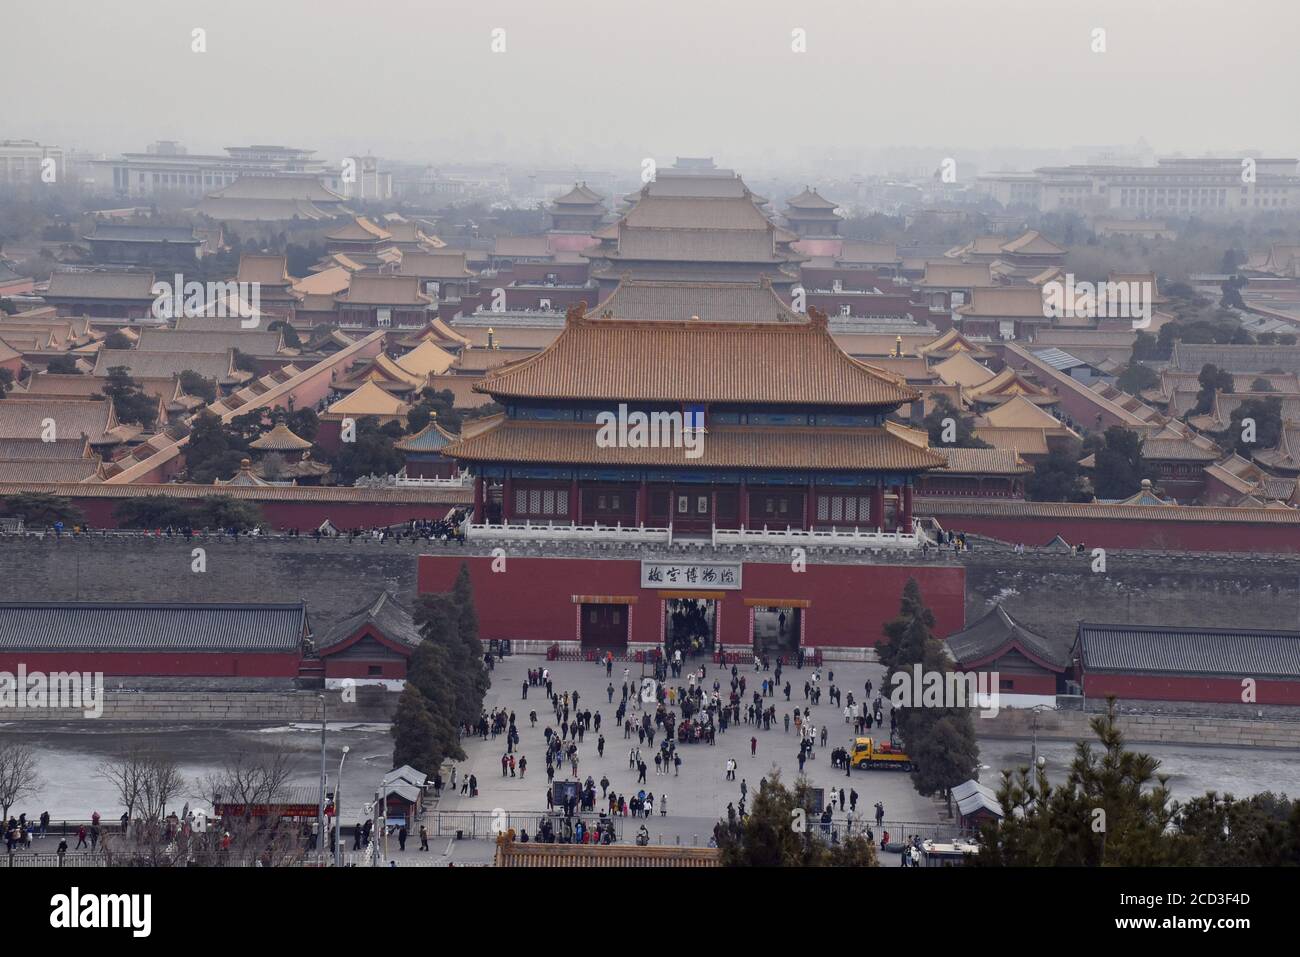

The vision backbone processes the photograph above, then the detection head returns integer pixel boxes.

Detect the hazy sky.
[9,0,1298,175]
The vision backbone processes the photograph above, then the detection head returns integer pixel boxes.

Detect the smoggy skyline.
[8,0,1299,176]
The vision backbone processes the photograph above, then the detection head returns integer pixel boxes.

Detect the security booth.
[952,779,1002,830]
[381,766,428,827]
[383,783,422,827]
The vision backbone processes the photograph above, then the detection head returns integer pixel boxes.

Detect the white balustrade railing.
[392,473,474,488]
[712,524,926,548]
[466,521,671,544]
[465,520,926,549]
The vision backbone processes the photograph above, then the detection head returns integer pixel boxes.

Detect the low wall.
[980,707,1300,750]
[0,688,395,723]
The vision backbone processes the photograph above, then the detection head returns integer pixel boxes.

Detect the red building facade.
[419,553,965,655]
[427,304,962,655]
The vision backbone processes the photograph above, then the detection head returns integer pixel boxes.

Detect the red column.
[636,478,647,526]
[572,478,582,525]
[801,481,812,530]
[871,483,885,531]
[902,483,914,532]
[502,474,513,524]
[473,475,484,522]
[739,477,749,528]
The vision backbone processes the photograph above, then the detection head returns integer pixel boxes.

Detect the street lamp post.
[316,693,326,865]
[1028,703,1054,773]
[334,746,350,867]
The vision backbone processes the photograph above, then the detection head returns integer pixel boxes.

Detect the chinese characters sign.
[641,561,742,590]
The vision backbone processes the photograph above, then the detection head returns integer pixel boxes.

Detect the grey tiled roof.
[591,279,801,323]
[45,272,157,300]
[0,399,112,443]
[1077,622,1300,678]
[137,328,283,358]
[85,225,200,244]
[1172,343,1300,375]
[93,348,233,380]
[945,604,1071,670]
[0,602,308,651]
[317,590,421,652]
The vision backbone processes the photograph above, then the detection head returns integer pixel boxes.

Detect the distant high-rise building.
[976,157,1300,216]
[0,139,64,186]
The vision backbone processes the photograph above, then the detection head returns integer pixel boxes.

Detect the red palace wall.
[419,555,965,650]
[323,658,407,680]
[926,512,1300,553]
[1083,673,1300,706]
[0,651,302,678]
[63,496,454,531]
[996,672,1058,695]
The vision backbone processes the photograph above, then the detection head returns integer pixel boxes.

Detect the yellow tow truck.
[850,736,913,771]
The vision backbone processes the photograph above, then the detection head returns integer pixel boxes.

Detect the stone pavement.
[432,653,945,852]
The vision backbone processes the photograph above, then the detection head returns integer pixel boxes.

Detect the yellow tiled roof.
[327,380,411,417]
[443,419,945,471]
[476,313,918,407]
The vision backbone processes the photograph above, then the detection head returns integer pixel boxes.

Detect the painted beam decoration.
[641,560,742,590]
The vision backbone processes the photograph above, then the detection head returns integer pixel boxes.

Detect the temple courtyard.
[432,652,948,851]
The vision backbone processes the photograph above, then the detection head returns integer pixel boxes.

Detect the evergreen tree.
[880,579,980,814]
[0,493,84,527]
[974,702,1184,866]
[1223,395,1283,457]
[184,411,248,484]
[102,366,158,429]
[390,686,449,775]
[452,563,489,709]
[716,770,878,867]
[1091,426,1144,499]
[922,396,991,449]
[44,354,80,375]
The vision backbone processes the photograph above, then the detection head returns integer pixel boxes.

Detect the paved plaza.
[432,652,948,855]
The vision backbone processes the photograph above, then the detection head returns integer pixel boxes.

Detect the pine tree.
[389,565,490,776]
[880,578,980,813]
[452,563,490,710]
[974,702,1184,866]
[390,686,452,774]
[716,770,878,867]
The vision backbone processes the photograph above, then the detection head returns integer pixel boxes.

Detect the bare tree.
[138,756,185,822]
[194,741,299,813]
[96,748,148,821]
[0,742,41,821]
[102,813,308,868]
[97,748,184,823]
